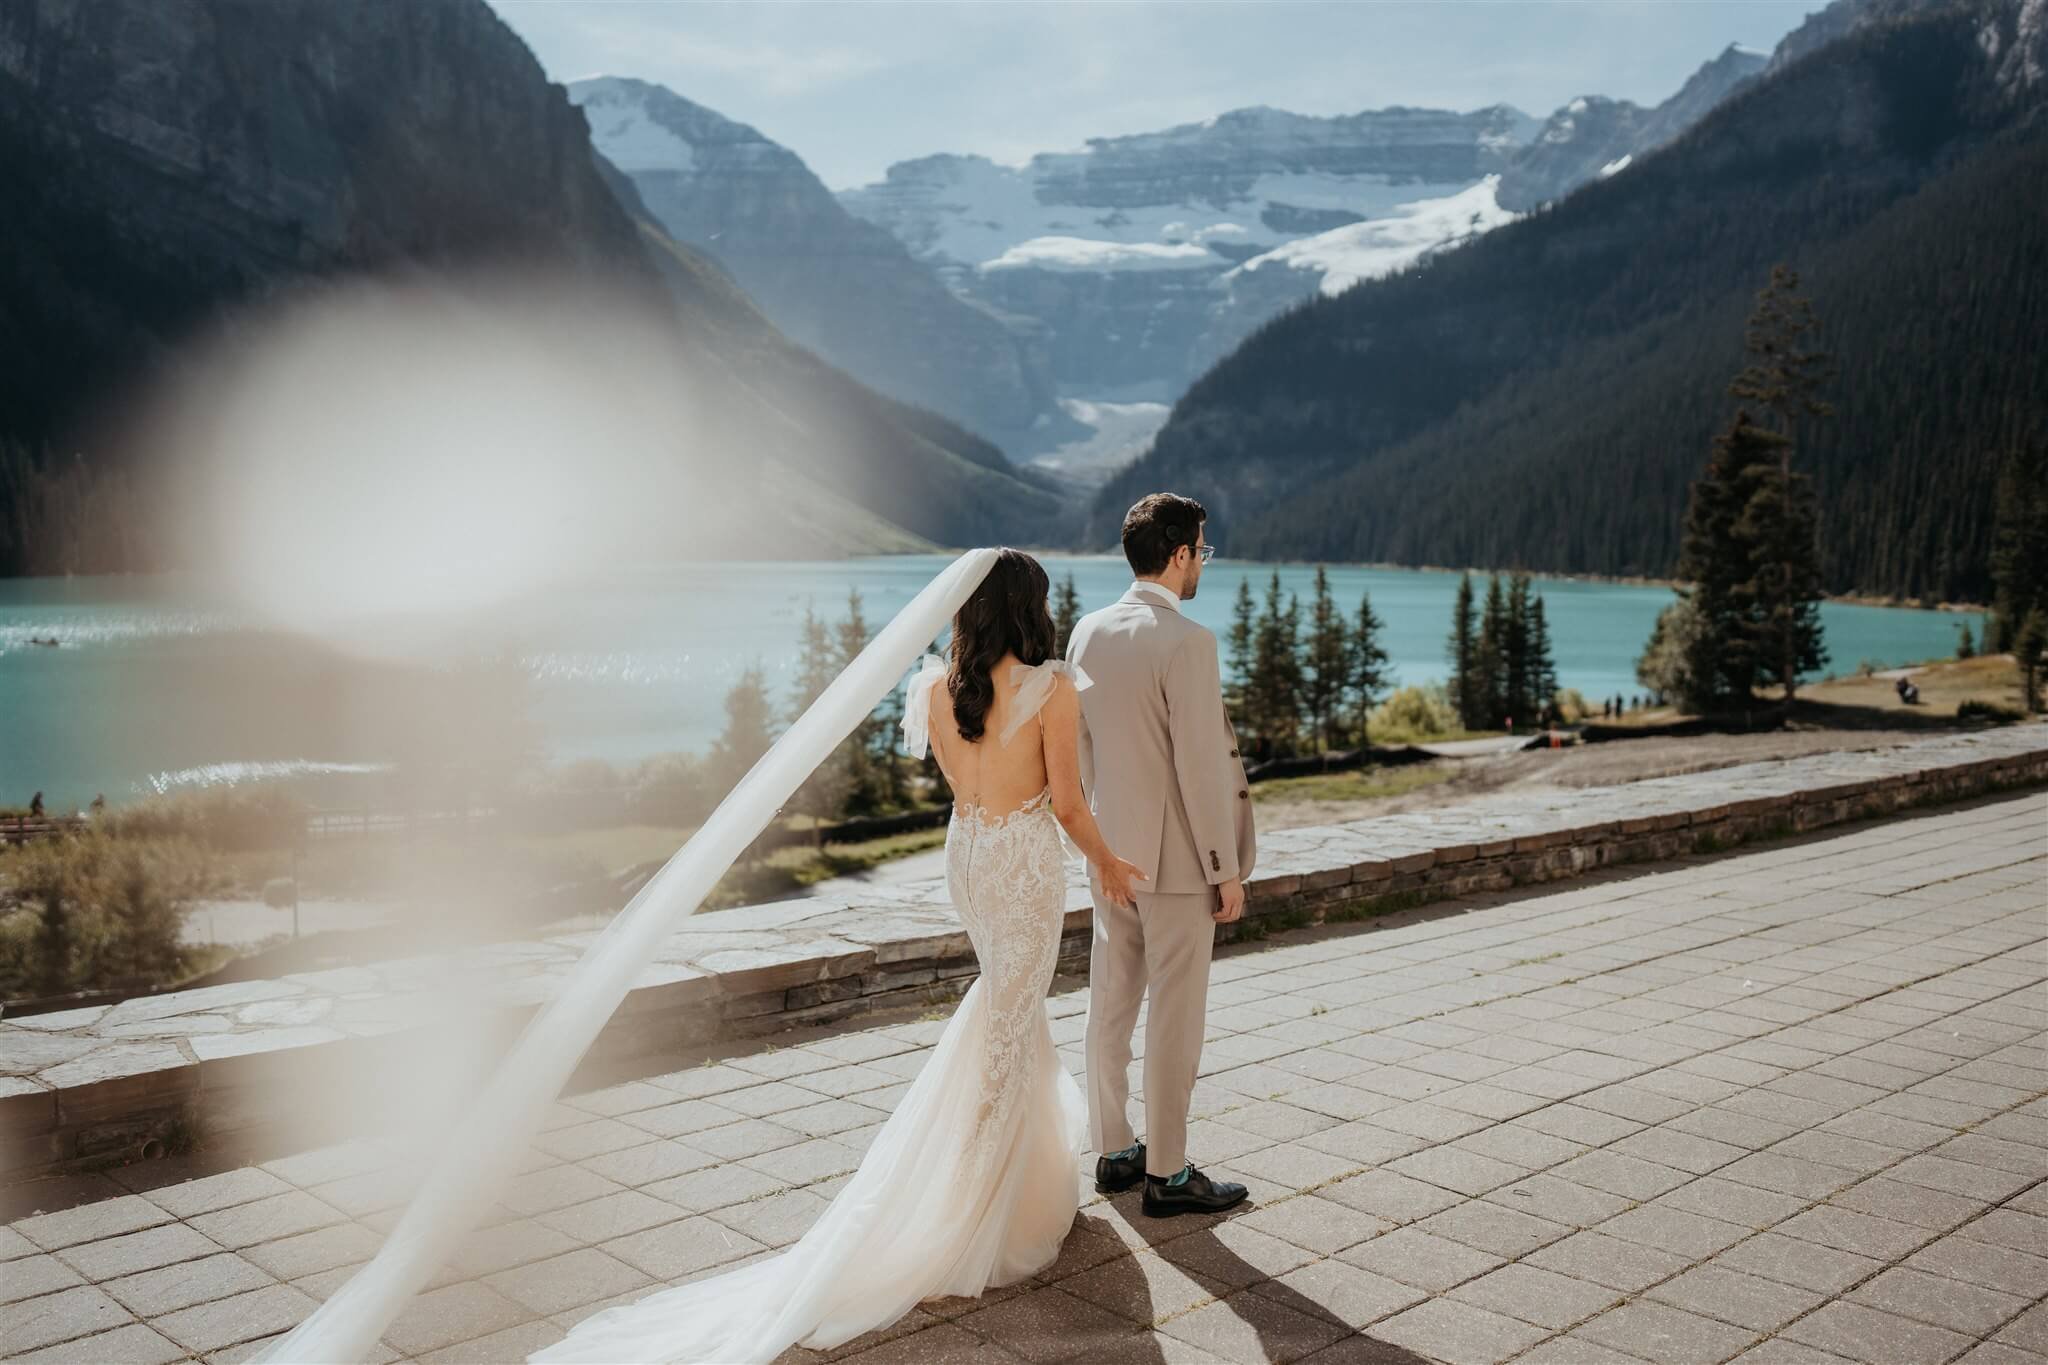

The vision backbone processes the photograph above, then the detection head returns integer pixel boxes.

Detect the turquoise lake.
[0,555,1984,810]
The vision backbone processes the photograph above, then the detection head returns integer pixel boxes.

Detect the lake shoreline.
[959,548,1992,615]
[1,554,1989,615]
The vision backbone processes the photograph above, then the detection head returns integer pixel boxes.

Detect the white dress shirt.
[1129,580,1183,612]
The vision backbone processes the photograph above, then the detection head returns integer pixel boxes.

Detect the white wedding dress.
[531,656,1088,1364]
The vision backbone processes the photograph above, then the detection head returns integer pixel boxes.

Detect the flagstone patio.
[2,784,2042,1363]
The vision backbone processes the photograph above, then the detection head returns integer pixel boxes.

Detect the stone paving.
[9,726,2044,1183]
[1,789,2043,1364]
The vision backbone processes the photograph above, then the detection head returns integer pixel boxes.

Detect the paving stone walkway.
[2,790,2043,1365]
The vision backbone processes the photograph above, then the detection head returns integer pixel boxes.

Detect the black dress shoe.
[1141,1164,1249,1218]
[1095,1143,1146,1194]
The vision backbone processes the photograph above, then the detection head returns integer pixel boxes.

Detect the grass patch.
[1254,764,1453,806]
[706,826,949,909]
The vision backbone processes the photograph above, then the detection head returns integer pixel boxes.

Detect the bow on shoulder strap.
[999,658,1091,747]
[899,654,948,759]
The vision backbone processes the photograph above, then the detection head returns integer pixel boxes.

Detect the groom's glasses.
[1195,544,1217,564]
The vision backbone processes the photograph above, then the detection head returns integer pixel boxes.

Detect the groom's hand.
[1213,878,1244,923]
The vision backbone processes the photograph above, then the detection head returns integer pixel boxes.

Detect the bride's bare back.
[926,652,1056,820]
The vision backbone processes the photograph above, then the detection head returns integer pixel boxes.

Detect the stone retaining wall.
[3,726,2045,1183]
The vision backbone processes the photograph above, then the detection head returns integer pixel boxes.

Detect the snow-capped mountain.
[840,105,1536,464]
[840,53,1761,475]
[570,76,1069,449]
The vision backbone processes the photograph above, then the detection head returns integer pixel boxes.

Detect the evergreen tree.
[1730,263,1836,434]
[1446,573,1477,730]
[1989,446,2048,653]
[1473,574,1508,728]
[1052,573,1084,657]
[1504,574,1534,727]
[1303,567,1350,751]
[787,603,850,837]
[1675,412,1792,710]
[1246,573,1304,757]
[1528,593,1559,721]
[836,589,887,814]
[713,664,777,789]
[1729,265,1833,702]
[1737,450,1830,700]
[2017,608,2046,715]
[1226,576,1256,723]
[1349,591,1390,744]
[1956,620,1975,660]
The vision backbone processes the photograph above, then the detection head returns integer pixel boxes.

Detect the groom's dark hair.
[1122,493,1207,576]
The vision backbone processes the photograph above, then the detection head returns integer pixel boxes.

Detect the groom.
[1066,492,1255,1217]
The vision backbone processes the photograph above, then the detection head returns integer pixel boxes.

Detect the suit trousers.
[1084,884,1216,1177]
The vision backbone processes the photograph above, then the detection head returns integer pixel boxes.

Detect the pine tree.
[787,603,850,838]
[1730,264,1836,434]
[1350,591,1391,744]
[1729,264,1833,702]
[1473,574,1508,729]
[1528,593,1559,721]
[713,664,777,789]
[1989,446,2048,653]
[836,589,886,814]
[1738,453,1829,700]
[1956,620,1975,661]
[2017,608,2047,715]
[1226,576,1256,724]
[1504,574,1533,728]
[1246,572,1304,757]
[1446,573,1477,730]
[1052,573,1083,657]
[1303,567,1349,751]
[1675,412,1790,710]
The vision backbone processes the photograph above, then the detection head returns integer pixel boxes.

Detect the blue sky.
[489,1,1823,190]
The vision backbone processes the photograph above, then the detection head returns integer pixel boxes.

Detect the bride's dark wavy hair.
[948,548,1056,743]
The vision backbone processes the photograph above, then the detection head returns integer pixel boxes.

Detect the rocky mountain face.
[1496,44,1769,210]
[0,0,1061,573]
[840,62,1760,475]
[570,76,1070,450]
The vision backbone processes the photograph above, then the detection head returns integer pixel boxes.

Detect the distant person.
[28,791,43,818]
[89,793,107,817]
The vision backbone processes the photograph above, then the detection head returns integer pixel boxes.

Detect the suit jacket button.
[1238,790,1249,800]
[1229,749,1239,757]
[1209,850,1221,871]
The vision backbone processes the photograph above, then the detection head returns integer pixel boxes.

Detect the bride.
[532,549,1147,1364]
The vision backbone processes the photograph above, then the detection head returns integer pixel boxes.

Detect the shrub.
[1369,684,1459,742]
[1957,699,2022,724]
[626,753,716,827]
[102,786,307,852]
[0,832,218,996]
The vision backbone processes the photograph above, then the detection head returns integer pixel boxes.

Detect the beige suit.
[1068,584,1255,1176]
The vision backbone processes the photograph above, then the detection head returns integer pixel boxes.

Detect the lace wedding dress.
[531,656,1088,1364]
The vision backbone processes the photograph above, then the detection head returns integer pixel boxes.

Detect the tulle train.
[529,975,1085,1364]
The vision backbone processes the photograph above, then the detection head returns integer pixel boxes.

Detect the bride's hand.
[1096,854,1148,910]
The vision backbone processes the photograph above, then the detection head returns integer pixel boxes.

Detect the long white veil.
[257,548,998,1364]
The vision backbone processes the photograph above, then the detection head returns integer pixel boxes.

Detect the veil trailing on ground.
[257,548,999,1364]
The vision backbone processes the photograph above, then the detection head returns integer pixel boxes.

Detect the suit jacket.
[1066,586,1256,894]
